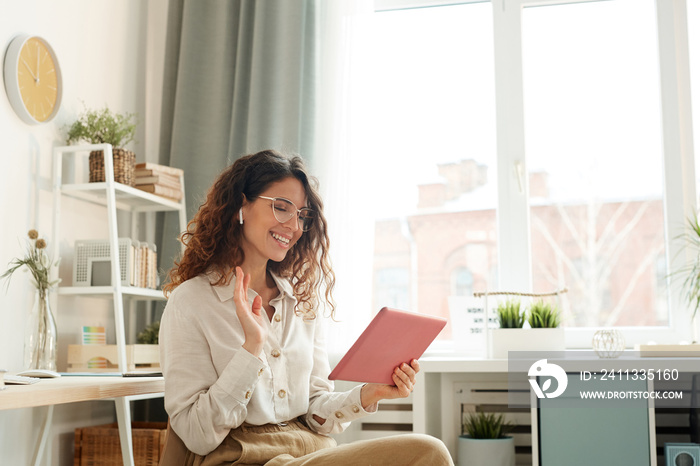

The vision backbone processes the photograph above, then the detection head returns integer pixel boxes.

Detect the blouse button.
[335,411,344,419]
[245,390,251,399]
[278,390,287,398]
[274,315,281,322]
[258,368,264,376]
[271,349,281,358]
[352,405,360,414]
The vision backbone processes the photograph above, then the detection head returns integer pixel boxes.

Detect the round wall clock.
[3,34,63,124]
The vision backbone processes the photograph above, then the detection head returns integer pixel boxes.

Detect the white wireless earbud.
[239,208,243,225]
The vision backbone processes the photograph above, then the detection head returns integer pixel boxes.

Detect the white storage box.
[73,238,136,287]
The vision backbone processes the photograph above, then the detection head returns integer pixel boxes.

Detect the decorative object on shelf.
[1,230,61,371]
[65,106,137,185]
[73,238,157,289]
[3,34,63,124]
[134,162,184,202]
[592,329,625,358]
[81,326,106,345]
[477,289,567,359]
[458,411,515,466]
[81,326,108,370]
[67,344,160,373]
[137,321,160,345]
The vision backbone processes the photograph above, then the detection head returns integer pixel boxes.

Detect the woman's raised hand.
[234,266,268,356]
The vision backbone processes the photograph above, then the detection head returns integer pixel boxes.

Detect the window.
[522,0,667,328]
[364,0,695,350]
[368,2,498,343]
[373,267,410,310]
[689,1,700,195]
[451,267,473,297]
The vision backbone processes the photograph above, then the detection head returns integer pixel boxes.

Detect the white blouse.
[159,271,376,456]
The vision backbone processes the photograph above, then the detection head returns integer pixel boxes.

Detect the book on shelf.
[135,183,183,201]
[134,173,181,190]
[134,162,184,178]
[132,242,158,289]
[147,244,157,290]
[133,162,184,202]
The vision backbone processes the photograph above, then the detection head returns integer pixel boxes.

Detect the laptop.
[328,307,447,384]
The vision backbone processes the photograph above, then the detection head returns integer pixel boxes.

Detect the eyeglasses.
[258,196,315,232]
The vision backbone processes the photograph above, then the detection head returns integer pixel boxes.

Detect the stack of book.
[134,162,184,202]
[125,240,158,289]
[138,242,158,290]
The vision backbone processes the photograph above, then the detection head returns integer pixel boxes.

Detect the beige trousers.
[182,421,454,466]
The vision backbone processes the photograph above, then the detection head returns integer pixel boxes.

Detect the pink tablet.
[328,307,447,384]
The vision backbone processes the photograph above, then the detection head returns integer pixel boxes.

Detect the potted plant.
[490,299,525,358]
[677,214,700,324]
[134,320,161,371]
[526,299,565,352]
[496,299,525,329]
[65,106,138,186]
[136,321,159,345]
[490,298,565,358]
[527,300,561,329]
[458,411,515,466]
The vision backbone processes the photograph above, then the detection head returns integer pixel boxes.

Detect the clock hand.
[21,59,38,82]
[36,44,41,85]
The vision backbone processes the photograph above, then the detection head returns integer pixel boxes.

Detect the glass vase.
[24,290,57,371]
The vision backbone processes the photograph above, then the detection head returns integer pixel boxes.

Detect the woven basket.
[89,148,135,186]
[74,422,166,466]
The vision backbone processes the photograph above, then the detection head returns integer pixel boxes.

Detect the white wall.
[0,1,167,464]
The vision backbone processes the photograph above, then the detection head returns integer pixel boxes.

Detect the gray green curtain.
[156,0,320,280]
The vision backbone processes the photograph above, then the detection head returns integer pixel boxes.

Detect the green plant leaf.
[462,411,513,439]
[496,299,525,328]
[136,321,160,344]
[527,300,561,328]
[65,105,137,148]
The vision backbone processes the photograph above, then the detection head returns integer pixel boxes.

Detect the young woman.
[159,149,453,465]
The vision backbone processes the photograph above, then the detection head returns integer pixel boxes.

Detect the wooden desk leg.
[32,405,53,466]
[115,397,135,466]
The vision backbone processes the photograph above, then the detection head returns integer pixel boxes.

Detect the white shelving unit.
[51,143,186,466]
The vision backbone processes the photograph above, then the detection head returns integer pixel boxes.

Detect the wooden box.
[74,422,166,466]
[67,344,160,373]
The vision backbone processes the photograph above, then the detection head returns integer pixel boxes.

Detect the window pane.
[689,0,700,194]
[522,0,667,328]
[368,2,497,341]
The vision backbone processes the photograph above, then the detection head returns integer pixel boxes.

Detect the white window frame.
[374,0,697,347]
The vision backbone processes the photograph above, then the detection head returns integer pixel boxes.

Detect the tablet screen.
[328,307,447,384]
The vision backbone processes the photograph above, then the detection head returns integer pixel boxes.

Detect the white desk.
[0,375,164,465]
[413,357,509,457]
[413,355,700,462]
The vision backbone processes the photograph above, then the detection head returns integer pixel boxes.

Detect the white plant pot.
[490,328,565,359]
[457,436,515,466]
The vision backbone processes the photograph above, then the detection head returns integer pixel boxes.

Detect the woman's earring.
[239,208,244,225]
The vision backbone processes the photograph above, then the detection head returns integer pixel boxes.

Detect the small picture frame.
[87,257,112,286]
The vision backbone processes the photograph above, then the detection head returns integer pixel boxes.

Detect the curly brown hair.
[163,149,335,319]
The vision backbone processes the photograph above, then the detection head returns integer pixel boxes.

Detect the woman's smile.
[271,231,291,248]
